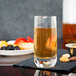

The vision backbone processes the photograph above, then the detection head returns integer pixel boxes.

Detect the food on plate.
[18,42,34,50]
[74,44,76,46]
[14,36,34,50]
[27,36,34,43]
[0,41,20,50]
[14,37,27,45]
[1,46,7,50]
[0,36,34,50]
[0,41,8,47]
[60,56,69,62]
[7,45,15,50]
[7,45,20,50]
[67,44,76,48]
[14,46,20,50]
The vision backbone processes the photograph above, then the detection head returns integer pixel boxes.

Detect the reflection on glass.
[34,70,57,76]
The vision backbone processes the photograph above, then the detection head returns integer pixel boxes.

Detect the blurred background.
[0,0,62,40]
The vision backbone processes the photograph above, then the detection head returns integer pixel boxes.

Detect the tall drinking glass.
[34,16,57,68]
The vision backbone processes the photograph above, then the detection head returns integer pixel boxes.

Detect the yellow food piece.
[1,40,8,47]
[62,54,70,58]
[60,56,69,62]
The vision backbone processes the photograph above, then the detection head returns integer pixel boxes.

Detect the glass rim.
[34,16,56,18]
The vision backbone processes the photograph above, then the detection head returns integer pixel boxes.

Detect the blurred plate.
[0,49,34,56]
[0,40,34,56]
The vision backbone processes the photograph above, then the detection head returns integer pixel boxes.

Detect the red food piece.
[14,37,27,45]
[27,36,34,43]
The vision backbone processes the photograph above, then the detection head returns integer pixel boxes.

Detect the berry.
[14,46,20,50]
[7,45,15,50]
[1,46,7,50]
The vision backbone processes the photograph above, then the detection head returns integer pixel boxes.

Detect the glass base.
[34,56,57,68]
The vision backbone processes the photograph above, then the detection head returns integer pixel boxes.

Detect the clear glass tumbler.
[34,16,57,68]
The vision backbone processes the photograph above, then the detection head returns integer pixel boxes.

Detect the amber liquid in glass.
[34,27,57,59]
[63,24,76,42]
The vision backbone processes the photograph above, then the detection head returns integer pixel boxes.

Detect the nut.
[60,56,69,62]
[69,57,76,61]
[62,54,70,58]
